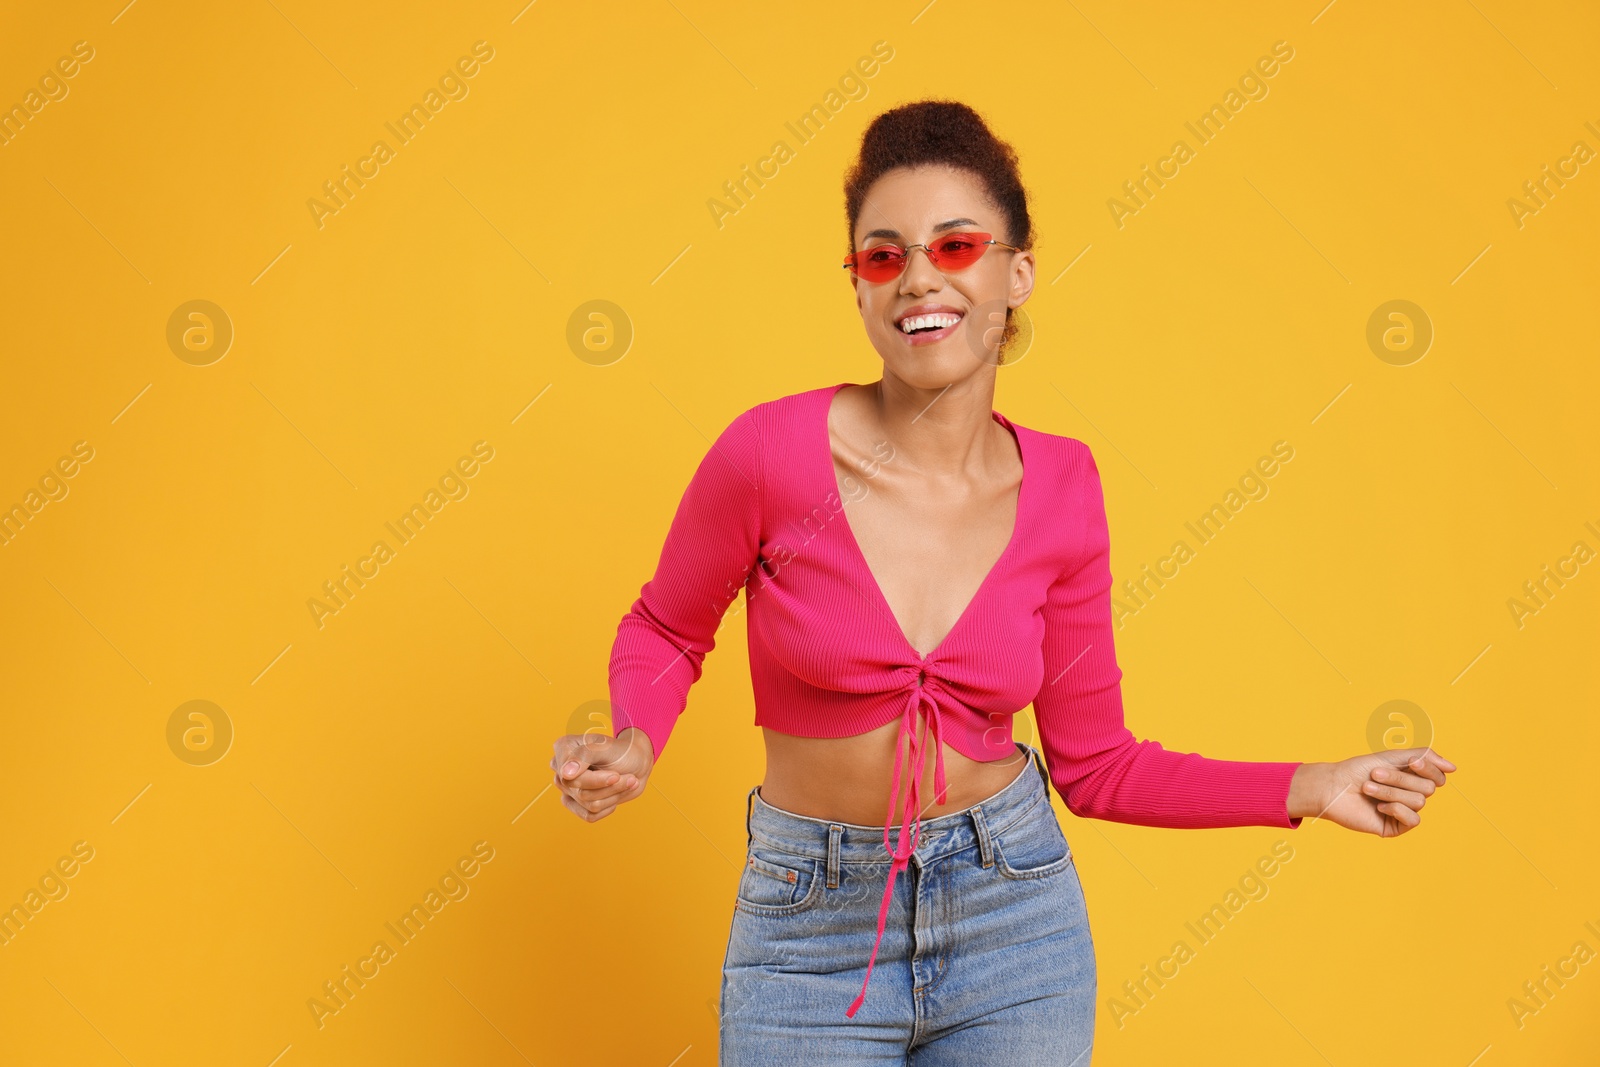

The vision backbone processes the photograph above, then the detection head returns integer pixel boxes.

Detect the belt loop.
[827,825,842,888]
[1030,744,1050,798]
[746,786,757,849]
[969,804,995,868]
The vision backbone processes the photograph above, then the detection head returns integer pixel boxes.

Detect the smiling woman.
[558,98,1458,1065]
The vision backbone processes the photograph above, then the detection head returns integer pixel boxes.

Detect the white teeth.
[898,313,962,334]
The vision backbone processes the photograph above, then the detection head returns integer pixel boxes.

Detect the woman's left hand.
[1288,748,1457,837]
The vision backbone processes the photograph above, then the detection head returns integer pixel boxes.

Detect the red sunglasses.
[842,231,1019,283]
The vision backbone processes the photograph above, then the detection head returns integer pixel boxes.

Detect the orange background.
[0,1,1595,1064]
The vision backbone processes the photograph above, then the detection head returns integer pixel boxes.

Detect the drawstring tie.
[845,673,946,1019]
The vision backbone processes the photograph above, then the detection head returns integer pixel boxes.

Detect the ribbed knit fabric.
[608,380,1304,1017]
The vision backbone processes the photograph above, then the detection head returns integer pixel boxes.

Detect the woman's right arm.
[552,404,764,821]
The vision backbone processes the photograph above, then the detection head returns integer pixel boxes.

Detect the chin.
[876,337,972,372]
[880,359,972,388]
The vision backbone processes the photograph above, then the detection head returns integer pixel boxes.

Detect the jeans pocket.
[994,803,1073,880]
[735,846,822,916]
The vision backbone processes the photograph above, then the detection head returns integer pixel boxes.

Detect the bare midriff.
[758,719,1031,825]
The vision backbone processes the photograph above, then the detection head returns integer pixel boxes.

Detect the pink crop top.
[608,380,1303,1018]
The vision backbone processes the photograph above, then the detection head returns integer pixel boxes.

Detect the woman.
[551,99,1456,1063]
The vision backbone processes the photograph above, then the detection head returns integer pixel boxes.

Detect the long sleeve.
[607,405,764,762]
[1032,443,1303,830]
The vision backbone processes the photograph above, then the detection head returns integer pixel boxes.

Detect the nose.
[898,243,944,296]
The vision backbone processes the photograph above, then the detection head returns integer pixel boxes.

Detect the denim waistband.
[745,741,1052,869]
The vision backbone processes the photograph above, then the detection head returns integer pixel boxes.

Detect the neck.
[867,374,1005,478]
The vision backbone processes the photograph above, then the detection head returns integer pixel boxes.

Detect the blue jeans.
[719,742,1096,1065]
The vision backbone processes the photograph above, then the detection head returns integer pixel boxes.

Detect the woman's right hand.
[549,727,655,822]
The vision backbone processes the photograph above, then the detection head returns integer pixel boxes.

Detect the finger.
[554,754,591,782]
[1362,779,1426,811]
[571,788,624,820]
[1386,749,1455,788]
[557,766,639,796]
[1379,801,1420,829]
[554,744,628,789]
[1371,766,1436,797]
[553,734,618,779]
[560,791,609,822]
[562,774,640,809]
[560,765,628,792]
[1403,758,1446,788]
[556,754,595,780]
[1409,752,1455,784]
[559,785,626,821]
[1414,750,1456,774]
[554,772,606,805]
[558,791,588,820]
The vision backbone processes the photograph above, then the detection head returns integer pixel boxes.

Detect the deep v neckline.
[822,381,1027,663]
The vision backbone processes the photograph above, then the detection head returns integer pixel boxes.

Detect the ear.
[1007,248,1037,313]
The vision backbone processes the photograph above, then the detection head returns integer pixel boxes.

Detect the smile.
[895,306,965,345]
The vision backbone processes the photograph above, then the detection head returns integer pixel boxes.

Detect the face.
[848,164,1035,384]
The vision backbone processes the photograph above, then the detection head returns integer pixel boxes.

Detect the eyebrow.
[861,217,981,241]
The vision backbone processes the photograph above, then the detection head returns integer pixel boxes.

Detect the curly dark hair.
[842,99,1035,360]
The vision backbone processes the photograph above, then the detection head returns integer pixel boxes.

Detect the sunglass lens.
[855,246,905,282]
[928,233,989,269]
